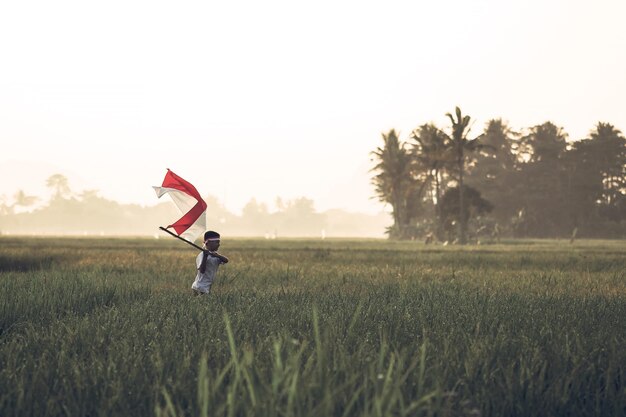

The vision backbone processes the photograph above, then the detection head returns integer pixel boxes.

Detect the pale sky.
[1,0,625,214]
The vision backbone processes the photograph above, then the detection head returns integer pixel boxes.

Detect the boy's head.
[204,230,221,251]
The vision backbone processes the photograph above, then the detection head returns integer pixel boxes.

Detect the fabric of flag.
[153,169,207,242]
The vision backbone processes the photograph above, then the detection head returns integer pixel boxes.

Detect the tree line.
[371,107,626,242]
[0,175,388,237]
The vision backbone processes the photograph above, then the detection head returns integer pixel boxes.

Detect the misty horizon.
[0,176,392,238]
[0,171,390,216]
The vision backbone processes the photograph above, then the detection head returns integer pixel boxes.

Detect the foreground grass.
[0,237,625,417]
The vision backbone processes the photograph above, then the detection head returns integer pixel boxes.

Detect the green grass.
[0,237,625,417]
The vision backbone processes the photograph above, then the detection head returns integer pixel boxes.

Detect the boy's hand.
[202,250,228,264]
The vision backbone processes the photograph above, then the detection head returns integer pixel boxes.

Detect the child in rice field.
[191,231,229,296]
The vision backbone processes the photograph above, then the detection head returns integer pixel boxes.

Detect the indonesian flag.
[153,169,207,242]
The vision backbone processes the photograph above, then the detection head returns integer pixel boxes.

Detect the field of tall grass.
[1,237,625,417]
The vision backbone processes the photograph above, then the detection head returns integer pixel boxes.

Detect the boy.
[191,231,229,296]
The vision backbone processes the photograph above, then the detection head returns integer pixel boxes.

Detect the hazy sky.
[1,0,625,214]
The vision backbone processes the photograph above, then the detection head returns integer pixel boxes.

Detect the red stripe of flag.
[161,169,207,236]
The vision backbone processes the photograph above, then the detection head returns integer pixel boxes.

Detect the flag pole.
[159,226,204,251]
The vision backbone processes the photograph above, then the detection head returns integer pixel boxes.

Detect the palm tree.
[588,122,626,207]
[520,122,567,163]
[569,122,626,223]
[517,122,569,236]
[13,190,38,210]
[371,129,417,238]
[445,107,483,244]
[466,119,518,227]
[46,174,71,199]
[410,123,451,239]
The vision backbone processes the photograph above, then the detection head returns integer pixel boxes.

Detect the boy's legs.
[192,286,212,297]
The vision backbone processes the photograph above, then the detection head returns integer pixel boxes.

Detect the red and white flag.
[153,169,207,242]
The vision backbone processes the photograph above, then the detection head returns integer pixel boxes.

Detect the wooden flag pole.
[159,226,204,251]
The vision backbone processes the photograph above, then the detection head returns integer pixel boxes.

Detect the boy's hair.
[204,231,220,241]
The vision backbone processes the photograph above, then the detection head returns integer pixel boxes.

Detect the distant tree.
[0,194,13,215]
[280,198,317,223]
[410,123,451,239]
[371,129,425,239]
[566,123,626,227]
[46,174,71,199]
[466,119,519,229]
[275,197,286,212]
[516,122,569,236]
[241,198,270,233]
[588,123,626,219]
[242,198,269,218]
[473,119,517,172]
[445,107,484,244]
[519,122,567,163]
[79,189,101,201]
[13,190,38,209]
[203,195,233,227]
[439,185,493,242]
[273,197,326,236]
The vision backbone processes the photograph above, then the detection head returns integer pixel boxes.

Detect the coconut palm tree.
[567,122,626,224]
[588,122,626,208]
[466,119,519,228]
[371,129,419,238]
[517,122,569,236]
[46,174,71,199]
[410,123,451,239]
[445,107,483,244]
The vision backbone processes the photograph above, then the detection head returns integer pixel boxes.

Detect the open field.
[1,237,625,417]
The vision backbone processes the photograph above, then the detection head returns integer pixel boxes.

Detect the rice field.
[0,237,625,417]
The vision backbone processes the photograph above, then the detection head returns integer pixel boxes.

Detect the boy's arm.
[207,251,229,264]
[199,252,209,273]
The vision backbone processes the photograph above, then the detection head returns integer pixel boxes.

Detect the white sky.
[1,0,625,214]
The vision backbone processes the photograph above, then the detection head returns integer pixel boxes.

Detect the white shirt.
[191,252,222,293]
